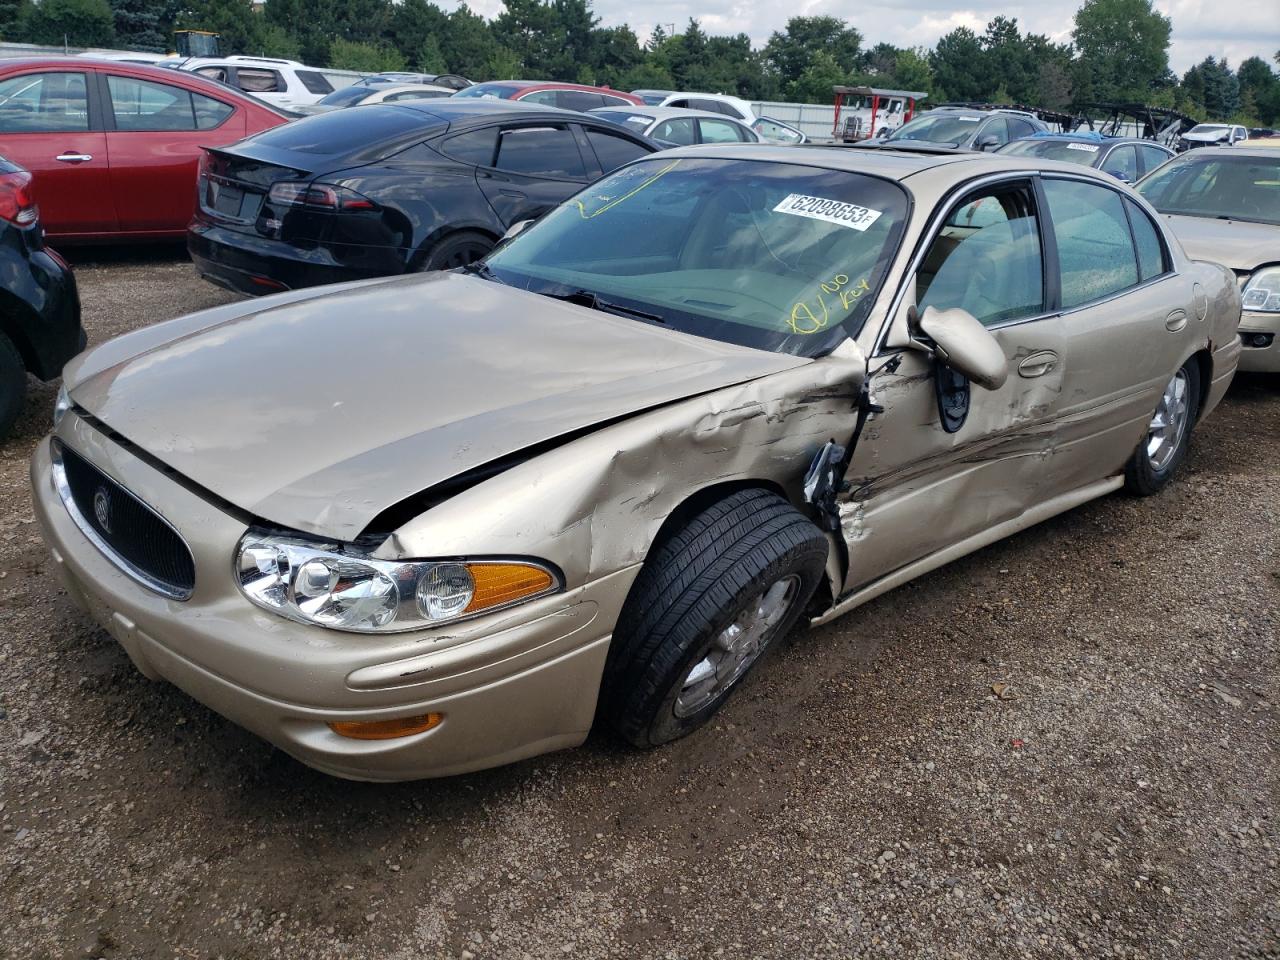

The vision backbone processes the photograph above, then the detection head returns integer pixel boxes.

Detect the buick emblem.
[93,486,112,534]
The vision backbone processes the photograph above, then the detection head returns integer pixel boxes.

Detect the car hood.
[1160,213,1279,273]
[1182,131,1228,143]
[67,272,808,540]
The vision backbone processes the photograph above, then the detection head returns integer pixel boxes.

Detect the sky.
[448,0,1280,75]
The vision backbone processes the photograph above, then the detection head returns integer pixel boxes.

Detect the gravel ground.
[1,248,1277,960]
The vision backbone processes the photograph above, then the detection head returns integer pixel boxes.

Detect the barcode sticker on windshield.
[1066,142,1100,153]
[773,194,883,232]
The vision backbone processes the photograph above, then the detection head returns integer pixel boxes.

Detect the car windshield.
[998,139,1101,164]
[593,110,652,133]
[485,157,908,357]
[453,83,523,99]
[1137,154,1280,225]
[888,113,981,145]
[317,86,373,107]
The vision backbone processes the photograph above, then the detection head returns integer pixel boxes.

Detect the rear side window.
[1126,199,1168,281]
[494,126,585,179]
[236,68,282,93]
[0,71,89,132]
[296,70,333,95]
[699,118,749,143]
[599,94,634,108]
[107,75,232,131]
[585,129,649,172]
[196,66,227,83]
[440,128,497,166]
[558,90,606,112]
[250,105,441,154]
[518,89,559,106]
[1138,145,1170,175]
[1042,179,1139,308]
[1006,117,1037,140]
[652,118,695,145]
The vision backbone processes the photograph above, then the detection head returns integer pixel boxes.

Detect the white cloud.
[445,0,1280,74]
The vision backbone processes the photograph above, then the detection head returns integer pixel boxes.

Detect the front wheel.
[602,489,829,748]
[1124,358,1200,496]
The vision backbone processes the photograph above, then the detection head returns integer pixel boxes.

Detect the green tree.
[253,22,301,59]
[20,0,115,45]
[1071,0,1172,102]
[764,16,861,91]
[109,0,180,50]
[929,27,987,101]
[443,3,507,78]
[416,34,446,72]
[389,0,448,69]
[180,0,262,57]
[892,47,933,95]
[328,36,404,71]
[789,49,847,104]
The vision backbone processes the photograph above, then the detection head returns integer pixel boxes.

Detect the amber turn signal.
[464,563,556,614]
[328,712,443,740]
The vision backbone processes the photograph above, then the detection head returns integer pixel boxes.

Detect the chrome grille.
[53,441,195,600]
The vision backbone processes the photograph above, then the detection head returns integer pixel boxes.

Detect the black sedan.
[0,156,83,440]
[187,99,660,294]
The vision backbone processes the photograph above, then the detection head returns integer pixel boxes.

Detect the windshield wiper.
[540,288,666,324]
[460,261,505,284]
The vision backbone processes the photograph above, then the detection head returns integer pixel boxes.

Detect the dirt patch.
[1,250,1276,959]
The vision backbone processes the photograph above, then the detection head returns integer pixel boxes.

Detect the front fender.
[374,352,867,589]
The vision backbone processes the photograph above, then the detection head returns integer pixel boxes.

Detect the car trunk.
[198,146,314,233]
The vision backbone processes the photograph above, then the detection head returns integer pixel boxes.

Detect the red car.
[0,58,287,242]
[453,80,643,111]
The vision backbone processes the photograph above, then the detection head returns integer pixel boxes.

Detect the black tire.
[602,488,829,748]
[0,332,26,443]
[416,231,493,272]
[1124,357,1201,496]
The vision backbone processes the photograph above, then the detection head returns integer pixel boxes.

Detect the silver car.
[33,147,1242,780]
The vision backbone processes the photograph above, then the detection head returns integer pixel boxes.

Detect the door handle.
[55,153,93,163]
[1018,350,1059,378]
[1165,309,1188,332]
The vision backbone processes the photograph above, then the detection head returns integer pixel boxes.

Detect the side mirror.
[501,219,534,242]
[976,134,1001,151]
[914,306,1009,390]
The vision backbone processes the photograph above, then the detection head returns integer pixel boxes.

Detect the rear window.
[317,86,373,107]
[454,83,524,100]
[247,104,442,154]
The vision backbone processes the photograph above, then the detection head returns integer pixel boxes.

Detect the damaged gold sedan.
[33,147,1242,780]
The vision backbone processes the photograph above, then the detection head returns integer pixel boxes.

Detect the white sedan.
[589,105,759,146]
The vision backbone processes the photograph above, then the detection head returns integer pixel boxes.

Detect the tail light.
[0,170,38,225]
[267,181,376,211]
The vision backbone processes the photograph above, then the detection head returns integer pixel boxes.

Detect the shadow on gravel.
[54,241,191,268]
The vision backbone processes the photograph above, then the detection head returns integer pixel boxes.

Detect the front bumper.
[1237,311,1280,373]
[3,232,84,380]
[31,419,635,781]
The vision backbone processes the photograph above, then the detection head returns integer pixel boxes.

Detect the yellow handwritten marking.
[787,275,872,334]
[573,158,683,220]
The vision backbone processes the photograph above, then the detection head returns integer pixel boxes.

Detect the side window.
[1125,199,1169,281]
[296,70,333,95]
[494,126,586,179]
[585,129,649,172]
[0,71,89,132]
[699,118,748,143]
[1138,146,1170,175]
[108,75,199,131]
[667,98,691,110]
[916,183,1045,327]
[235,69,282,93]
[195,66,227,83]
[599,94,632,108]
[1102,145,1139,182]
[652,118,695,145]
[439,128,497,166]
[1042,179,1139,308]
[1006,118,1036,141]
[977,116,1011,149]
[518,89,559,106]
[193,92,234,129]
[558,90,606,112]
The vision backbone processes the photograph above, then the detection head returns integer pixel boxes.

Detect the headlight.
[235,531,560,633]
[1242,267,1280,313]
[52,385,71,428]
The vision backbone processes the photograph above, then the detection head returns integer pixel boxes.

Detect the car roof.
[470,80,629,94]
[388,98,567,118]
[369,83,454,95]
[0,56,274,102]
[590,105,743,122]
[651,143,1134,184]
